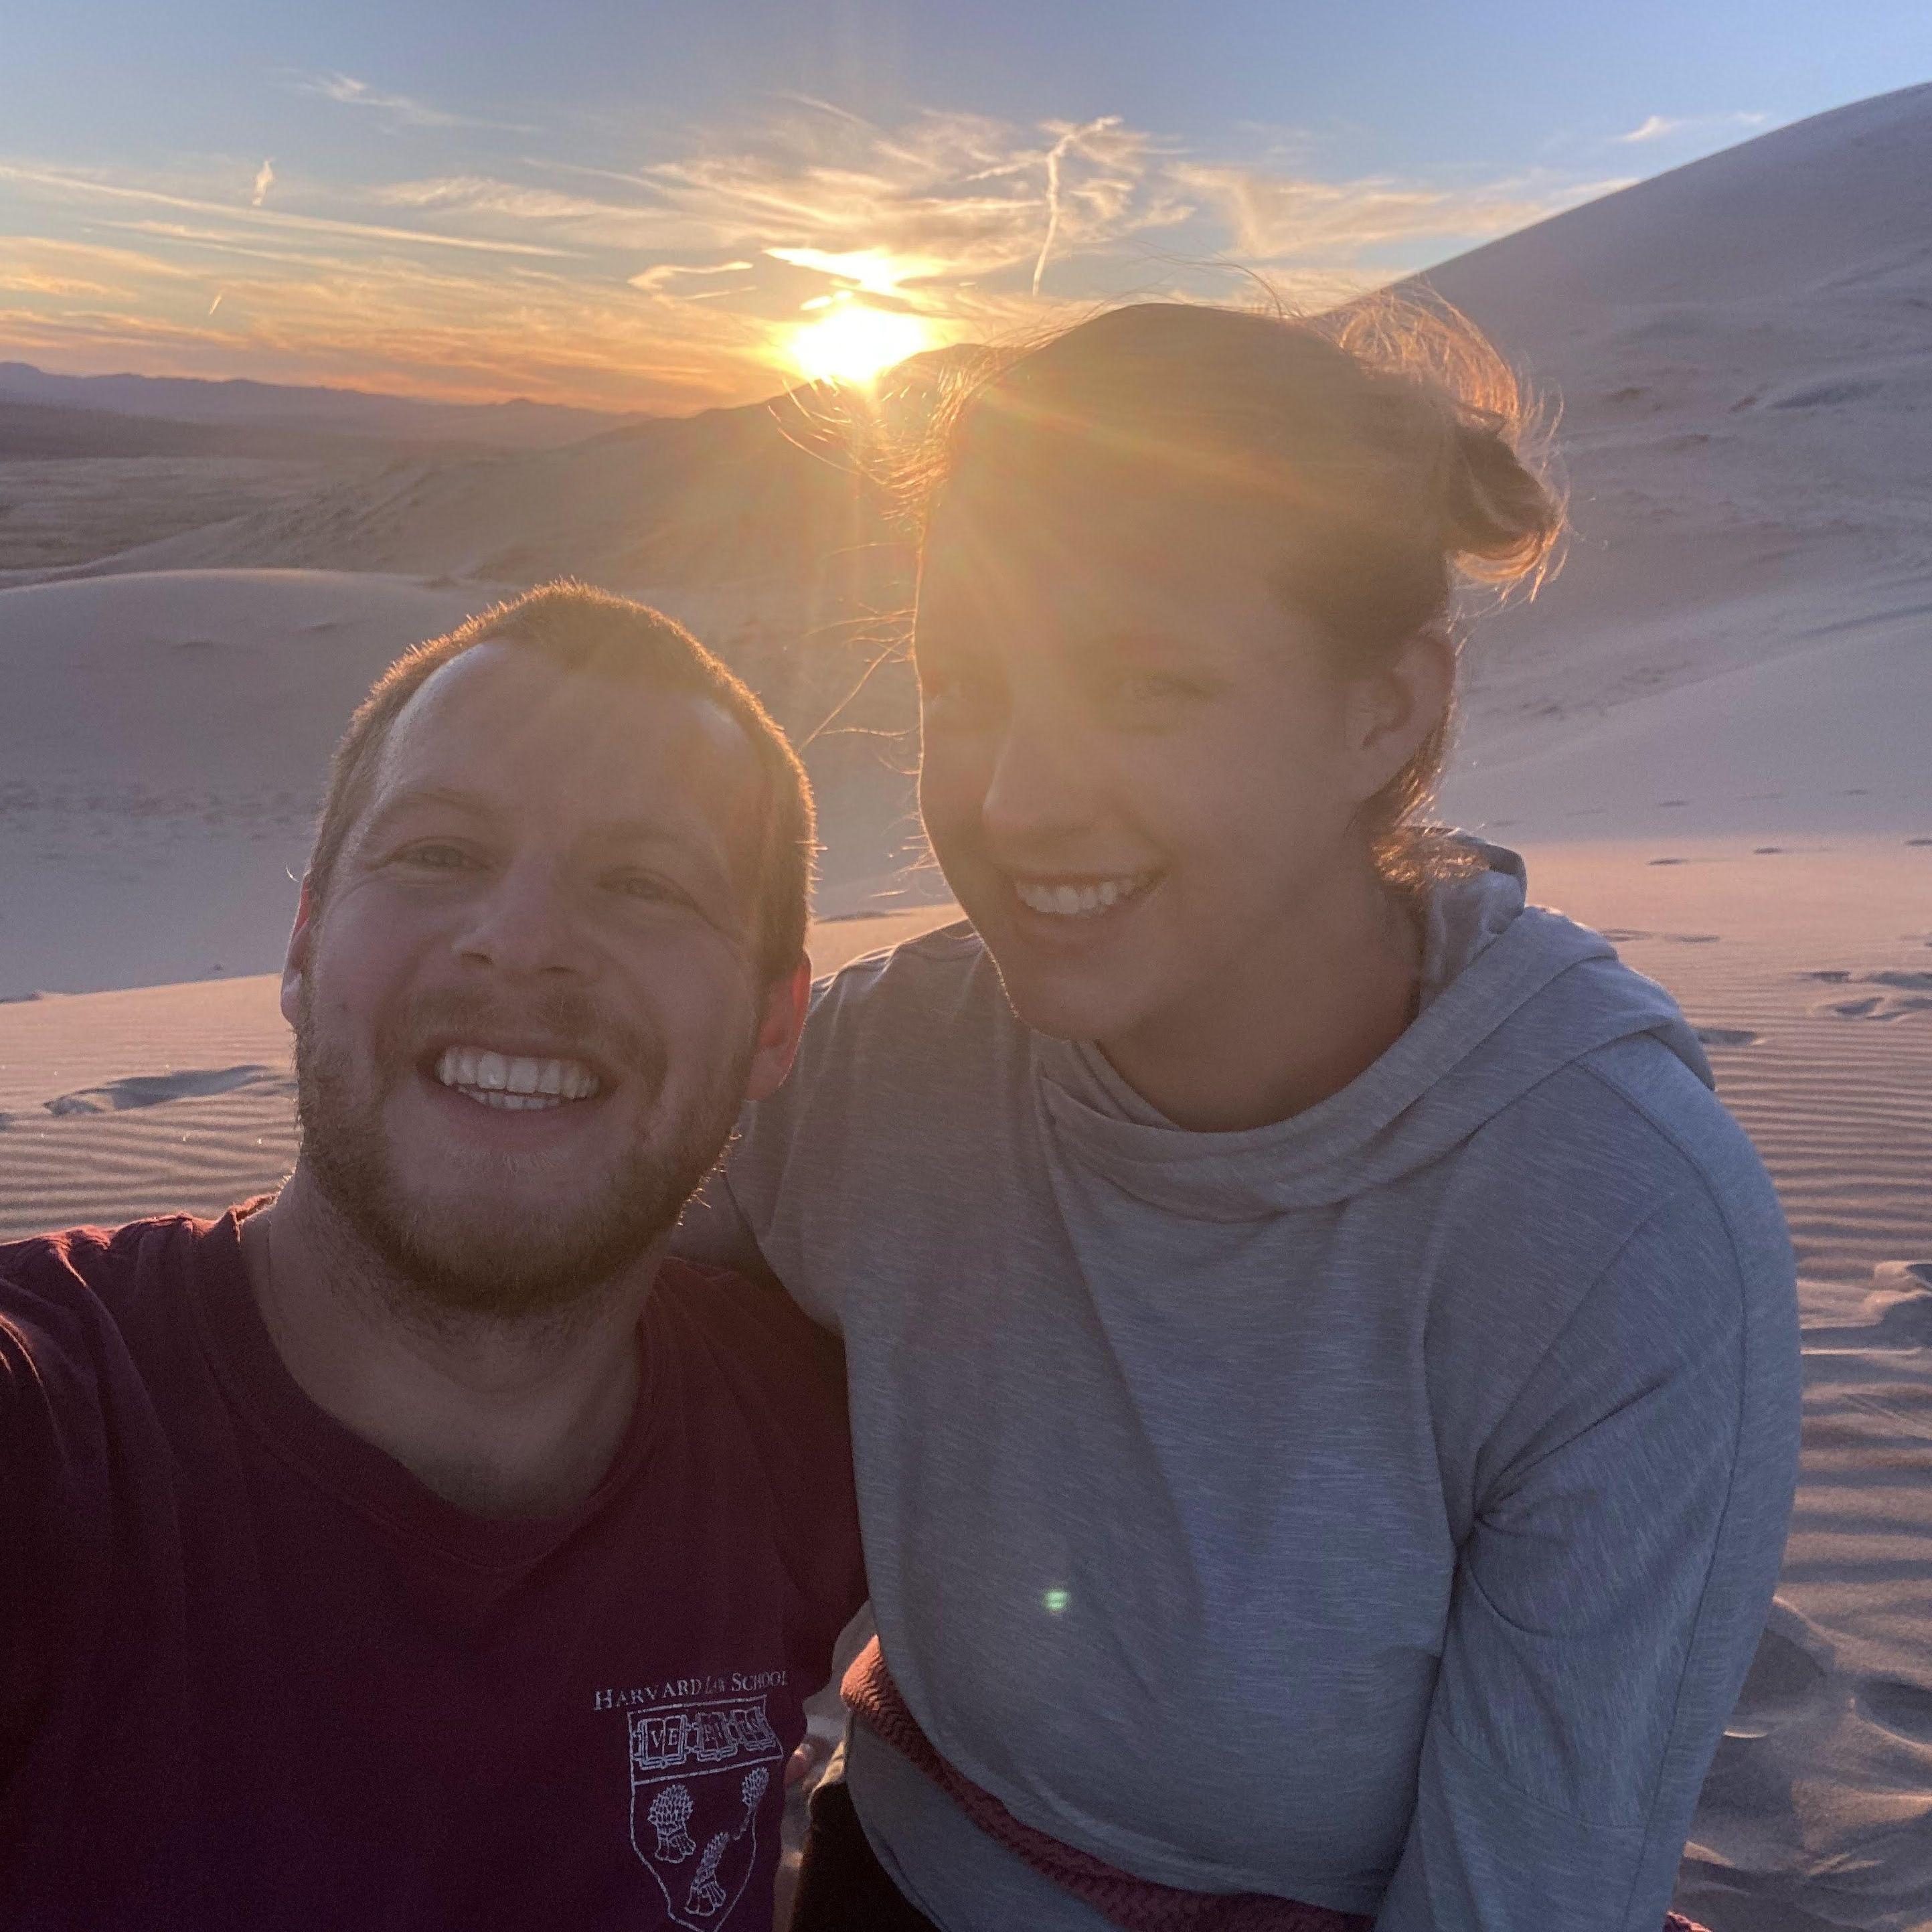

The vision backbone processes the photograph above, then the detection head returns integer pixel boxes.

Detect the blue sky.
[1,0,1925,409]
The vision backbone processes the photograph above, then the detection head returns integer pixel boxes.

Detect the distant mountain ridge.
[0,397,465,463]
[0,361,641,449]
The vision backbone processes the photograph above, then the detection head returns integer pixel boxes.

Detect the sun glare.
[785,303,936,387]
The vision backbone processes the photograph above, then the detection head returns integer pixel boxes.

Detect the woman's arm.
[1378,1185,1801,1931]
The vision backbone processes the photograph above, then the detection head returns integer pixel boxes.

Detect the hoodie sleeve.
[1376,1180,1800,1932]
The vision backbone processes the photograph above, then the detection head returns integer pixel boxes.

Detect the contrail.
[250,158,274,208]
[1032,130,1077,297]
[1032,118,1118,297]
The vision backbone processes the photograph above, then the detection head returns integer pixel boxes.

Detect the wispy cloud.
[0,164,573,258]
[626,104,1190,293]
[1615,110,1767,144]
[0,268,116,298]
[366,174,675,249]
[294,72,526,133]
[1174,162,1631,260]
[628,260,754,293]
[0,99,1646,409]
[762,247,945,298]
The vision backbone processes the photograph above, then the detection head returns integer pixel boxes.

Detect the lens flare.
[785,302,935,387]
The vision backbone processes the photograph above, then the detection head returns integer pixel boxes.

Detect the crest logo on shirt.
[624,1692,784,1927]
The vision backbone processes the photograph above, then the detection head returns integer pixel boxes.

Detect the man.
[0,584,864,1931]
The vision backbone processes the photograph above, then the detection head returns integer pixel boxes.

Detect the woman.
[678,301,1800,1931]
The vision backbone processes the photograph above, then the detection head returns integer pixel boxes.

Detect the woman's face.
[916,452,1412,1048]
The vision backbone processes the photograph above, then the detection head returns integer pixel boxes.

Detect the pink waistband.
[841,1637,1370,1932]
[842,1638,1713,1932]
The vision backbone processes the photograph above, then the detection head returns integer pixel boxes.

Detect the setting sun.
[785,302,937,387]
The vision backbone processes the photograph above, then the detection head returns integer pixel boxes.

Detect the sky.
[1,0,1927,412]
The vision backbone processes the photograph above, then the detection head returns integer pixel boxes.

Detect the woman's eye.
[1108,670,1198,710]
[920,663,1003,715]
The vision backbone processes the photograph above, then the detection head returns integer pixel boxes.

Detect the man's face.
[283,644,801,1318]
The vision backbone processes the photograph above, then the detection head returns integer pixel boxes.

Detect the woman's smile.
[1006,870,1161,918]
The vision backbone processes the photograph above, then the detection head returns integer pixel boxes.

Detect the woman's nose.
[979,710,1101,848]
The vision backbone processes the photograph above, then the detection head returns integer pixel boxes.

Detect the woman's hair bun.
[1440,409,1565,586]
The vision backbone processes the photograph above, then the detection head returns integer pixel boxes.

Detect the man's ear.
[279,874,317,1032]
[744,955,813,1103]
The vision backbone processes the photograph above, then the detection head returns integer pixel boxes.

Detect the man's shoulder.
[0,1220,224,1570]
[647,1258,846,1427]
[645,1260,863,1617]
[1,1216,190,1353]
[0,1212,233,1425]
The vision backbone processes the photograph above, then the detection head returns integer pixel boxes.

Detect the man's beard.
[293,979,749,1323]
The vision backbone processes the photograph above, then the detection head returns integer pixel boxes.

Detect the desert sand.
[3,841,1929,1931]
[2,79,1929,1932]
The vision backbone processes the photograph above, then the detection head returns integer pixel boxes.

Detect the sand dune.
[0,565,935,998]
[1423,85,1932,828]
[0,570,499,999]
[3,88,1924,1000]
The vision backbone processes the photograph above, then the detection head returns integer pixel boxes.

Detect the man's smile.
[429,1044,607,1111]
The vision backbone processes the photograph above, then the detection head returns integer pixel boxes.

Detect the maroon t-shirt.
[0,1209,865,1931]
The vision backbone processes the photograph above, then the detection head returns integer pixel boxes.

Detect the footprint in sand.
[1802,1263,1932,1350]
[1694,1027,1760,1048]
[1724,1599,1837,1739]
[1822,993,1932,1019]
[44,1064,293,1117]
[1854,1676,1932,1744]
[1804,969,1932,1020]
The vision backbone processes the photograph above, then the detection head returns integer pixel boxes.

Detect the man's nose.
[979,705,1101,849]
[453,859,587,979]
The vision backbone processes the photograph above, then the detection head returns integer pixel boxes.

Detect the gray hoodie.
[675,843,1800,1931]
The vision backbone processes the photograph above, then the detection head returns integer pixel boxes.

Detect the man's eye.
[396,842,477,870]
[609,873,685,906]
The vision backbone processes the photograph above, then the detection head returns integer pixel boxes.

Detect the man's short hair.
[307,582,815,980]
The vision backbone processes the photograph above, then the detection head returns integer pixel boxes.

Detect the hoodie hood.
[1034,839,1713,1218]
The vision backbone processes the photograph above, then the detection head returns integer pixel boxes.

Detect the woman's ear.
[1345,629,1456,803]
